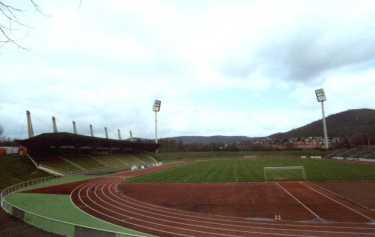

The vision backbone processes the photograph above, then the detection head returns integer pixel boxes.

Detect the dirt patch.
[316,181,375,210]
[118,182,313,221]
[278,182,373,222]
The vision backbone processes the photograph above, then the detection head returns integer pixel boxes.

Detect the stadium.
[1,107,375,237]
[2,1,375,237]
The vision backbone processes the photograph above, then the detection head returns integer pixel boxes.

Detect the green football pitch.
[129,156,375,183]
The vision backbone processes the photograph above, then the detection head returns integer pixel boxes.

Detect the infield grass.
[5,193,155,237]
[130,155,375,183]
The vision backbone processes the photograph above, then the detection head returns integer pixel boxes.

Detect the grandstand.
[327,146,375,161]
[16,133,160,175]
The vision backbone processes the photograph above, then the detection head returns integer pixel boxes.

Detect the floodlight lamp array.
[315,89,326,102]
[153,100,161,112]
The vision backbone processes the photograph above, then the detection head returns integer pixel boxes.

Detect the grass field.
[130,155,375,183]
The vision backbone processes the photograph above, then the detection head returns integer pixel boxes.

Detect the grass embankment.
[0,155,48,190]
[131,152,375,183]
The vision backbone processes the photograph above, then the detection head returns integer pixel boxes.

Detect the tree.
[0,0,46,48]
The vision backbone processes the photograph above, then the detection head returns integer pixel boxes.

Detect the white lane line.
[301,182,374,223]
[275,182,323,221]
[90,184,246,237]
[79,182,194,237]
[114,184,375,231]
[97,183,303,237]
[105,183,375,236]
[70,183,151,237]
[94,183,314,237]
[310,183,375,212]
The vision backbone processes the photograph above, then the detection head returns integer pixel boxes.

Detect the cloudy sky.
[1,0,375,139]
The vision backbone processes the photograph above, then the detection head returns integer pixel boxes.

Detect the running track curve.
[70,176,375,237]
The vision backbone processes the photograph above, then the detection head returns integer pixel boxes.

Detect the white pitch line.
[309,183,375,212]
[88,183,249,237]
[105,183,375,236]
[96,183,308,237]
[301,182,374,223]
[114,184,375,231]
[275,182,323,221]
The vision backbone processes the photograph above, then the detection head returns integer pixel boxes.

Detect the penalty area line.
[301,182,374,223]
[275,182,323,222]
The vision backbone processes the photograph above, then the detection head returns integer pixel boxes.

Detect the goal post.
[264,166,307,181]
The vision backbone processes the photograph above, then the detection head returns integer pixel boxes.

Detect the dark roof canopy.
[17,132,159,153]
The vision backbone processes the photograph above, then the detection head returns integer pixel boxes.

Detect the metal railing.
[0,176,55,209]
[0,173,150,237]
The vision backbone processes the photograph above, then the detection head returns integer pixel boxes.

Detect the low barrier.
[0,176,149,237]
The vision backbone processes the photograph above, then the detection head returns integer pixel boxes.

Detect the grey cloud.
[222,17,375,82]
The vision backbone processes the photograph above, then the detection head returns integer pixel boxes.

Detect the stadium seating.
[327,146,375,160]
[62,154,105,170]
[32,152,159,175]
[17,133,160,176]
[36,156,83,174]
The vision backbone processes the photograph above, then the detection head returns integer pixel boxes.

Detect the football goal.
[263,166,307,181]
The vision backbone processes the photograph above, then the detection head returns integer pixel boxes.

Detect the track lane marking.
[114,184,375,231]
[69,182,149,237]
[105,183,375,236]
[89,183,246,237]
[78,182,195,237]
[301,182,374,223]
[309,183,375,212]
[72,182,372,235]
[96,183,308,237]
[275,182,323,222]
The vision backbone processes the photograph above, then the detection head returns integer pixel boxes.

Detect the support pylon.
[89,124,94,137]
[26,110,34,138]
[72,121,77,134]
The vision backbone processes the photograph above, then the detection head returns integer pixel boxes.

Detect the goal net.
[263,166,306,181]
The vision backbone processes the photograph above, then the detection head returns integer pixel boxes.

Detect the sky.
[1,0,375,139]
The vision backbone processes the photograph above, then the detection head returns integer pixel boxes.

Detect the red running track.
[70,177,375,237]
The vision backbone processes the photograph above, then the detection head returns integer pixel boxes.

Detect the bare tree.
[0,1,82,49]
[0,0,44,49]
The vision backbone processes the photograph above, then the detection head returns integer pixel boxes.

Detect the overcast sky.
[1,0,375,139]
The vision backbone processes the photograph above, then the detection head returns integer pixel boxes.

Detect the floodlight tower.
[72,121,77,134]
[104,127,109,139]
[26,110,34,138]
[129,130,133,139]
[52,116,58,133]
[117,129,122,140]
[315,88,329,149]
[153,100,161,144]
[89,124,94,137]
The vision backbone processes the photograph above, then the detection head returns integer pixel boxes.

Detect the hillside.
[270,109,375,139]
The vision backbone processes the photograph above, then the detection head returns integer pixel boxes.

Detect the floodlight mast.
[153,100,161,144]
[72,121,78,134]
[315,89,329,149]
[26,110,34,138]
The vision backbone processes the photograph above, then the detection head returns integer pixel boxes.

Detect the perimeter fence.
[0,175,149,237]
